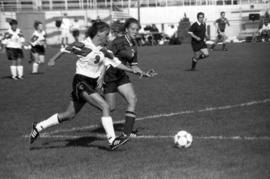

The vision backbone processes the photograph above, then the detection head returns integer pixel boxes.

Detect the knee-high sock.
[32,63,39,73]
[101,116,116,144]
[192,58,198,69]
[123,111,136,135]
[36,113,60,132]
[17,66,23,78]
[10,66,17,78]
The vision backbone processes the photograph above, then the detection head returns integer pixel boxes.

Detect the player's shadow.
[29,123,127,151]
[1,75,12,80]
[30,136,113,151]
[90,123,124,134]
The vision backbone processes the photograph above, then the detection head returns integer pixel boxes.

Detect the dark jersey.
[108,35,138,66]
[189,22,206,43]
[215,18,228,32]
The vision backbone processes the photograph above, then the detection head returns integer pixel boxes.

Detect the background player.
[30,21,147,150]
[210,11,230,51]
[60,13,71,48]
[30,21,47,74]
[103,18,156,139]
[188,12,209,71]
[1,19,25,79]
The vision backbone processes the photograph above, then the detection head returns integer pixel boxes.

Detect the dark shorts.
[6,48,24,60]
[191,41,207,52]
[31,45,45,55]
[103,67,130,94]
[71,74,98,103]
[72,30,80,37]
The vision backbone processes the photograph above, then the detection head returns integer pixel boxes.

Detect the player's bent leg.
[190,51,201,70]
[32,53,40,74]
[39,55,45,64]
[30,101,83,144]
[83,92,117,145]
[200,48,209,59]
[104,93,117,112]
[118,83,137,136]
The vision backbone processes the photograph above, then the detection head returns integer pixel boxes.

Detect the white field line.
[42,98,270,136]
[35,134,270,141]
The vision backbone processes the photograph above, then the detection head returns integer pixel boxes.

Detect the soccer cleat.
[11,76,18,80]
[30,122,39,144]
[110,134,130,150]
[130,129,138,138]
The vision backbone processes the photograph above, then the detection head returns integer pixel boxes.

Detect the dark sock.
[191,58,197,69]
[123,111,136,135]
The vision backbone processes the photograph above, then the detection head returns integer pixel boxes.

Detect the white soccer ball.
[174,130,193,148]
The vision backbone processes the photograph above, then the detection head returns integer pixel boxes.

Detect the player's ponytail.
[86,21,110,38]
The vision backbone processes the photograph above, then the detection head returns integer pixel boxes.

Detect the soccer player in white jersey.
[30,21,47,74]
[60,13,71,48]
[29,21,148,150]
[1,19,25,80]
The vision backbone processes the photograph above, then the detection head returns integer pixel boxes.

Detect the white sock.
[36,113,59,132]
[32,63,39,73]
[101,116,116,144]
[10,66,17,78]
[17,66,23,78]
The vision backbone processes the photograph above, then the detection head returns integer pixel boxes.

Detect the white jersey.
[2,28,25,49]
[61,18,71,31]
[76,37,121,78]
[31,30,46,46]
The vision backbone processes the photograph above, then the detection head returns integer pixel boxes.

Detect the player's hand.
[144,69,158,78]
[96,76,104,91]
[196,37,201,41]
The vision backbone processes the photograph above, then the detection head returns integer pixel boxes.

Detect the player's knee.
[100,101,110,112]
[110,106,116,113]
[59,110,76,122]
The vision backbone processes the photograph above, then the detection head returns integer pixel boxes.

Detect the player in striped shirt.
[1,19,25,79]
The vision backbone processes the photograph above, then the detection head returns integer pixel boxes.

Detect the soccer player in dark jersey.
[188,12,209,71]
[103,18,153,138]
[210,11,230,51]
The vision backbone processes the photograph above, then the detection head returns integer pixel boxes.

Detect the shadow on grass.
[90,123,125,134]
[1,75,12,80]
[29,136,125,152]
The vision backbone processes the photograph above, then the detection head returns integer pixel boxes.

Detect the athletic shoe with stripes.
[110,134,130,150]
[30,122,39,144]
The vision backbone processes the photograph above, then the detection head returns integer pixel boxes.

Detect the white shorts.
[61,29,70,38]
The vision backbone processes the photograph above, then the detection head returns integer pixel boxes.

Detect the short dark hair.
[220,11,225,16]
[9,19,18,26]
[123,18,140,31]
[34,21,42,30]
[197,12,204,19]
[86,21,110,38]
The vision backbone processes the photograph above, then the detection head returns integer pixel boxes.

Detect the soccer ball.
[174,130,193,148]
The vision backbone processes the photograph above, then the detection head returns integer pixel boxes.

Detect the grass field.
[0,42,270,179]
